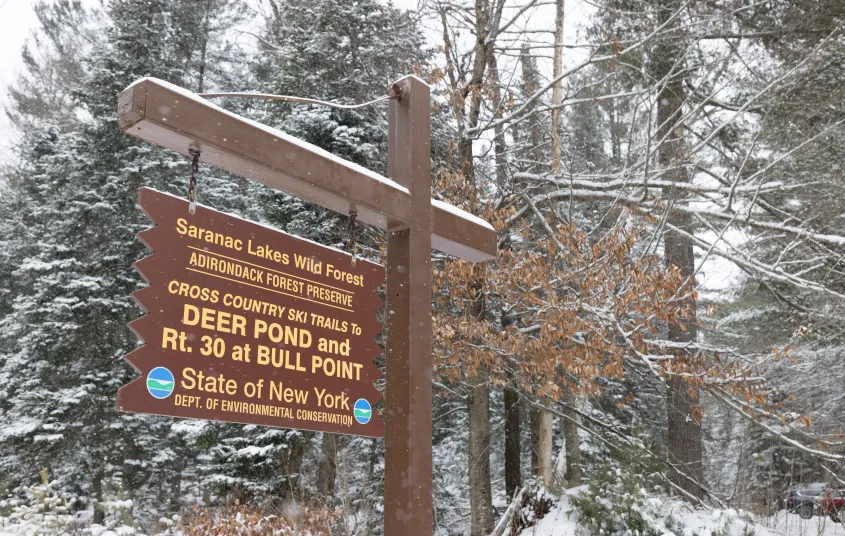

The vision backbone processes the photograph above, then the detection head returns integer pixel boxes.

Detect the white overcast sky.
[0,0,40,165]
[0,0,38,93]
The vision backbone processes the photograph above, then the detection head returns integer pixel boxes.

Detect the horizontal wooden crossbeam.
[117,78,496,262]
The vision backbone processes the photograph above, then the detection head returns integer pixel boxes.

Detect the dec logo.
[354,398,372,424]
[146,367,175,399]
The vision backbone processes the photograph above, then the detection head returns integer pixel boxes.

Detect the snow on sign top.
[119,77,497,262]
[126,77,411,196]
[432,199,495,232]
[388,73,431,88]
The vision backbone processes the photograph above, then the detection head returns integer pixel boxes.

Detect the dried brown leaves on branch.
[426,0,845,490]
[433,175,674,391]
[431,176,801,426]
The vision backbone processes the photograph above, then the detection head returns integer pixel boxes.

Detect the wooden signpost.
[116,75,496,535]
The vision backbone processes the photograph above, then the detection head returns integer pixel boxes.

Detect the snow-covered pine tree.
[0,0,254,523]
[249,0,428,243]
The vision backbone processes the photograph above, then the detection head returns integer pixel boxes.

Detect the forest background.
[0,0,844,534]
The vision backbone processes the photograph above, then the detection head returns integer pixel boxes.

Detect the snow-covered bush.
[0,478,84,535]
[569,449,664,536]
[0,476,139,536]
[511,484,556,532]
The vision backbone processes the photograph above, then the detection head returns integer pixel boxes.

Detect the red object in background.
[819,488,845,521]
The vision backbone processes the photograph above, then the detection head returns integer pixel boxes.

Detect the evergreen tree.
[250,0,428,243]
[0,0,253,523]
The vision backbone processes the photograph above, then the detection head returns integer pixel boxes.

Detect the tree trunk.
[469,381,494,535]
[197,4,209,93]
[504,387,522,498]
[317,432,338,497]
[520,44,545,170]
[551,0,565,173]
[92,470,105,524]
[487,48,508,187]
[168,461,182,516]
[459,137,476,185]
[653,0,704,500]
[364,438,378,536]
[440,4,502,531]
[537,409,553,486]
[562,394,582,487]
[459,0,493,186]
[666,376,703,497]
[530,407,540,476]
[609,101,622,166]
[282,431,312,497]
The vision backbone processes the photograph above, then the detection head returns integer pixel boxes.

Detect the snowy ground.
[760,511,845,536]
[520,493,845,536]
[2,489,844,536]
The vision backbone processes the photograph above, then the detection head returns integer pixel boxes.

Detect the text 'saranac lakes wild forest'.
[0,0,844,534]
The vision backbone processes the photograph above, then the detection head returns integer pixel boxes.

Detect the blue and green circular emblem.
[146,367,175,399]
[353,398,372,424]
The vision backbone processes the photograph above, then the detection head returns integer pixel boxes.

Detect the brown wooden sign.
[118,75,497,534]
[116,187,385,437]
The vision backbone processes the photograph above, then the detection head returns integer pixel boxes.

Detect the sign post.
[384,76,433,532]
[116,75,496,535]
